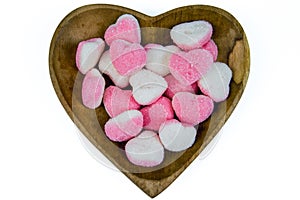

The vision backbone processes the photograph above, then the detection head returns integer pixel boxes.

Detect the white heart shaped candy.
[198,62,232,102]
[170,20,212,51]
[125,130,164,167]
[76,38,105,74]
[129,69,167,105]
[159,119,197,152]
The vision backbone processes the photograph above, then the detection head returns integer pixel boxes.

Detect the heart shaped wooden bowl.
[49,4,250,198]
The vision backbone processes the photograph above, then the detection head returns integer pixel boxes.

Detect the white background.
[1,0,300,199]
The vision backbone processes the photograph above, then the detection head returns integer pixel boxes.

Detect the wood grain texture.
[49,4,250,197]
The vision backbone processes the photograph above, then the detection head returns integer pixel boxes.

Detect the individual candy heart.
[169,49,213,85]
[140,96,174,131]
[202,39,218,61]
[164,74,198,99]
[172,92,214,125]
[170,20,213,51]
[129,69,167,105]
[125,130,164,167]
[198,62,232,102]
[103,86,140,117]
[104,14,141,45]
[159,119,197,152]
[81,68,105,109]
[104,110,143,142]
[110,39,146,76]
[144,44,180,76]
[98,50,129,88]
[76,38,105,74]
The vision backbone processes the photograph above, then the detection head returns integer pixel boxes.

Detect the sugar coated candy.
[104,14,141,45]
[76,38,105,74]
[172,92,214,125]
[129,69,167,105]
[104,110,143,142]
[81,68,105,109]
[125,130,164,167]
[159,119,197,152]
[170,20,213,51]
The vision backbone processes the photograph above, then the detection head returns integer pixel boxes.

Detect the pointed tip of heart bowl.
[49,4,250,198]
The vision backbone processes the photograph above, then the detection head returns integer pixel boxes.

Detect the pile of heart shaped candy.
[75,14,232,167]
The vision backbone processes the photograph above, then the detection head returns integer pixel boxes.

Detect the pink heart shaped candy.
[81,68,105,109]
[103,86,140,118]
[169,49,213,85]
[140,96,174,131]
[104,110,143,142]
[104,14,141,45]
[110,39,146,76]
[172,92,214,125]
[202,39,218,61]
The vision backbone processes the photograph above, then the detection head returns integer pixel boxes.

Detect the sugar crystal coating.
[125,130,164,167]
[76,38,105,74]
[110,39,146,76]
[169,49,213,85]
[129,69,167,105]
[159,119,197,152]
[164,74,198,98]
[172,92,214,125]
[103,86,140,117]
[140,96,174,131]
[104,110,143,142]
[170,20,213,51]
[81,68,105,109]
[104,14,141,45]
[98,50,129,88]
[198,62,232,102]
[202,39,218,61]
[145,44,180,76]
